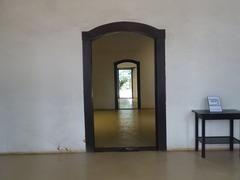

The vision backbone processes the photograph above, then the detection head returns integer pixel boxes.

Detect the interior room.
[92,32,156,149]
[0,0,240,179]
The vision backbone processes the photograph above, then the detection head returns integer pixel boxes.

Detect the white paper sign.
[207,96,222,112]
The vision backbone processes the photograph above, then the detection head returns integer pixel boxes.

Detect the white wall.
[92,32,154,109]
[132,67,138,99]
[0,0,240,153]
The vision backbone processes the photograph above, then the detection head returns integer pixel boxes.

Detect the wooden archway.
[82,22,166,152]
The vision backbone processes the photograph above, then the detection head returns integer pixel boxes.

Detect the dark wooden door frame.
[82,21,166,152]
[114,59,141,110]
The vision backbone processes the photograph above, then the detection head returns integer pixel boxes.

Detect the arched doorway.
[114,59,141,110]
[82,22,166,152]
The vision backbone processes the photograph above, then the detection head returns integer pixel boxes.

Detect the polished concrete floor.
[0,151,239,180]
[94,109,155,148]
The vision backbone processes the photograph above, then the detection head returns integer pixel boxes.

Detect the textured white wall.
[92,32,154,109]
[0,0,240,153]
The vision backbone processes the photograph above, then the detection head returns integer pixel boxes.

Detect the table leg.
[195,114,199,151]
[202,118,205,158]
[229,119,234,151]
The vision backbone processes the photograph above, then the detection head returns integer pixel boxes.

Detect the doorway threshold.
[94,146,157,152]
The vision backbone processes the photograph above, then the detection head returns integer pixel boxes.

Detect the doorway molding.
[82,21,166,152]
[114,59,141,110]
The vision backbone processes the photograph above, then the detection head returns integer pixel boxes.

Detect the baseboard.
[0,150,84,156]
[1,147,239,156]
[168,147,240,152]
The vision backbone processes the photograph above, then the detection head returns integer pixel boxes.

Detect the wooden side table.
[192,109,240,158]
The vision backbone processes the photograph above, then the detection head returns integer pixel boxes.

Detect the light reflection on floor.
[118,98,138,109]
[94,109,156,148]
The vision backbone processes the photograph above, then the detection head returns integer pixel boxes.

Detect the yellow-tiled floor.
[94,109,156,148]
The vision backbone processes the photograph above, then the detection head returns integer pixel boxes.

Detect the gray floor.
[0,151,239,180]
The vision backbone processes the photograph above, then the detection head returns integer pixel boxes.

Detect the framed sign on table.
[207,96,222,112]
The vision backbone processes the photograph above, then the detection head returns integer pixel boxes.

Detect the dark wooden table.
[192,109,240,158]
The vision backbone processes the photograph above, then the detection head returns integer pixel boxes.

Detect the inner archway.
[114,59,141,110]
